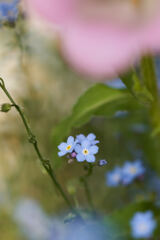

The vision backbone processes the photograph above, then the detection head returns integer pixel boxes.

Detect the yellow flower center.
[83,149,89,155]
[66,145,72,151]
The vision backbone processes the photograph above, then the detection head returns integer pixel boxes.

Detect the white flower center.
[77,0,159,26]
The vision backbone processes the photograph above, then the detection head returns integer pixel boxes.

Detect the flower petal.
[58,151,66,157]
[58,142,67,151]
[76,153,85,162]
[86,154,95,163]
[61,22,142,78]
[76,134,85,142]
[25,0,74,25]
[67,136,74,145]
[87,133,96,141]
[89,145,99,154]
[93,140,99,145]
[81,140,91,148]
[75,144,82,153]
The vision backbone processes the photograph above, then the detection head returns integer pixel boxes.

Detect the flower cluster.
[58,133,103,163]
[106,160,145,187]
[130,211,157,239]
[0,0,19,24]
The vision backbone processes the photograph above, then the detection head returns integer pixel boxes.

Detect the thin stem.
[0,77,74,211]
[81,177,95,210]
[80,164,95,211]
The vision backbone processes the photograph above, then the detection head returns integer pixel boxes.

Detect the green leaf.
[121,70,153,105]
[52,84,140,166]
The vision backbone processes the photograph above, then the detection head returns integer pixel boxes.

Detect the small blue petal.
[87,133,96,141]
[76,134,85,143]
[75,144,82,153]
[89,145,99,154]
[93,140,100,144]
[58,142,67,151]
[81,140,91,148]
[58,151,66,157]
[86,155,95,163]
[76,154,85,162]
[67,136,74,145]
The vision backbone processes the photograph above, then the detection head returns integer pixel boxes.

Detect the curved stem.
[0,77,74,211]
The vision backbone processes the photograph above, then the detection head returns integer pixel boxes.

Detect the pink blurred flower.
[25,0,160,79]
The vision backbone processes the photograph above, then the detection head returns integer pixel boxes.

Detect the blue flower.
[122,160,145,184]
[106,167,122,187]
[0,0,19,23]
[76,133,99,145]
[130,211,157,239]
[58,136,76,157]
[75,140,99,162]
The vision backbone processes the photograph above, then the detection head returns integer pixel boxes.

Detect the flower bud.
[98,159,108,167]
[1,103,12,112]
[67,184,76,195]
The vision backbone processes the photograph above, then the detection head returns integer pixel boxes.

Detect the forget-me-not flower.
[122,160,145,184]
[75,140,99,162]
[0,0,19,23]
[106,167,122,187]
[76,133,99,145]
[130,211,157,239]
[58,136,76,157]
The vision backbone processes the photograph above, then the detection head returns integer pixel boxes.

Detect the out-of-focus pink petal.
[60,23,143,78]
[25,0,74,25]
[25,0,160,78]
[141,16,160,52]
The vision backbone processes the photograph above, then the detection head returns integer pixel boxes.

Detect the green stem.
[140,56,158,100]
[140,57,160,166]
[0,77,74,212]
[80,164,95,211]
